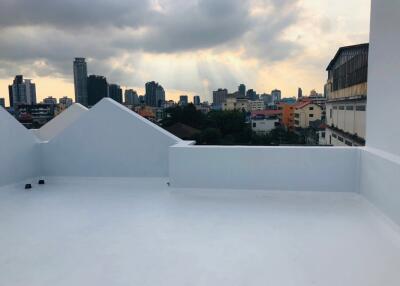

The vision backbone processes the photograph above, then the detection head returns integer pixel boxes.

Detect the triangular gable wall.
[35,103,88,142]
[42,98,182,177]
[0,107,40,186]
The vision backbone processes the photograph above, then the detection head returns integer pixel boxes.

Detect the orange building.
[278,103,296,129]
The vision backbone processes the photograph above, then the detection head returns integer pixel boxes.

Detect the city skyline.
[0,0,370,105]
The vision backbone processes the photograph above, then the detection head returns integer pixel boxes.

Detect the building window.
[309,107,314,111]
[295,120,299,125]
[309,114,314,118]
[356,105,366,111]
[338,136,344,142]
[321,132,326,138]
[346,106,354,110]
[345,140,353,146]
[330,109,333,118]
[253,123,256,128]
[332,134,338,139]
[295,114,299,118]
[339,106,345,110]
[333,106,338,110]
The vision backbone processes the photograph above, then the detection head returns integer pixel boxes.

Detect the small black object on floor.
[25,184,32,190]
[38,179,45,185]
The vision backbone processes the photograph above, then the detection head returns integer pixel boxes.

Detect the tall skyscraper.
[145,81,165,107]
[73,58,88,107]
[8,75,37,107]
[108,84,123,104]
[87,75,108,106]
[193,95,201,105]
[298,88,303,99]
[124,89,139,106]
[238,84,246,97]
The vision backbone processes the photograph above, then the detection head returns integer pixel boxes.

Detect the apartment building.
[222,97,249,112]
[325,44,368,146]
[294,102,323,129]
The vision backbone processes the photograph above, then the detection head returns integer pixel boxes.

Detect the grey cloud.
[0,0,304,95]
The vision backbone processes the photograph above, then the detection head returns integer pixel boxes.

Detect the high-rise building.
[260,93,272,106]
[124,89,139,106]
[0,98,5,108]
[271,89,282,103]
[325,43,369,146]
[73,58,88,107]
[179,95,189,106]
[212,88,228,107]
[193,95,201,105]
[8,75,37,107]
[108,84,123,104]
[246,89,258,101]
[42,97,57,105]
[238,84,246,97]
[87,75,108,106]
[298,88,303,99]
[145,81,165,107]
[59,96,73,108]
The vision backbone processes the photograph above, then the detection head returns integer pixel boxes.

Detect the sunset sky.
[0,0,370,106]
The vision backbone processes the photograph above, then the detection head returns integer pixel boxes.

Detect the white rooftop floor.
[1,178,400,286]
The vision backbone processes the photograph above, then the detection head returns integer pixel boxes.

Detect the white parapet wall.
[169,144,360,192]
[0,107,40,187]
[42,98,182,178]
[360,148,400,226]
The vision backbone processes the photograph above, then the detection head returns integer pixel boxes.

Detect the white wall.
[42,98,181,178]
[0,107,40,187]
[367,0,400,156]
[170,145,360,192]
[360,148,400,225]
[35,103,88,142]
[359,0,400,226]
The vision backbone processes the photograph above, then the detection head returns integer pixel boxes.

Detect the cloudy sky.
[0,0,370,105]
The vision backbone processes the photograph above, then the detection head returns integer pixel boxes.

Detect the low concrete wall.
[360,148,400,226]
[169,145,360,192]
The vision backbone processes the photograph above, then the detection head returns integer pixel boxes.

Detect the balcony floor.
[1,177,400,286]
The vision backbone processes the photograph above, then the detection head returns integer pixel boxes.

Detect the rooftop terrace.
[1,0,400,285]
[1,178,400,286]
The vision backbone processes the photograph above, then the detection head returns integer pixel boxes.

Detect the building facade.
[325,44,368,146]
[294,103,323,129]
[271,89,282,104]
[108,84,123,104]
[59,97,73,109]
[124,89,139,106]
[179,95,188,106]
[222,97,249,112]
[212,89,228,108]
[193,95,201,106]
[248,100,265,111]
[0,98,5,108]
[145,81,165,107]
[43,97,57,105]
[73,58,88,107]
[8,75,37,107]
[87,75,108,107]
[238,84,246,97]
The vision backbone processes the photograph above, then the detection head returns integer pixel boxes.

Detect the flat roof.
[1,177,400,285]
